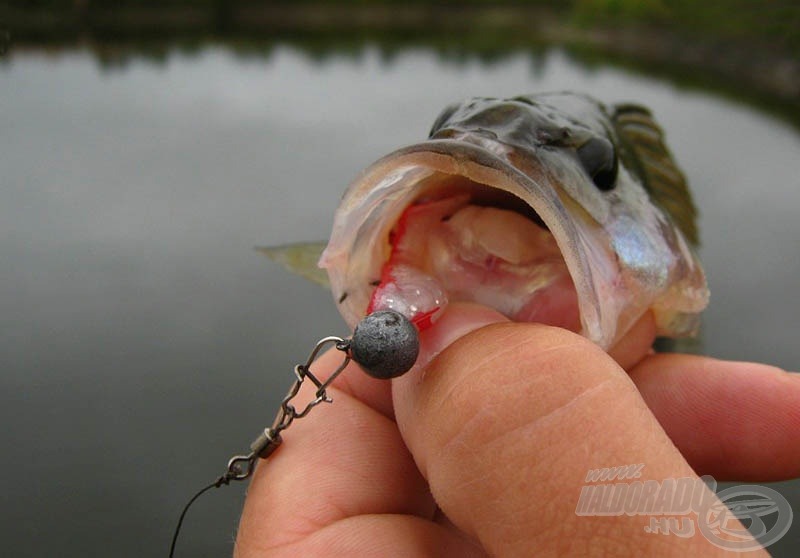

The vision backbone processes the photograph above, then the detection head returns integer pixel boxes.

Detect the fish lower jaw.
[367,264,581,333]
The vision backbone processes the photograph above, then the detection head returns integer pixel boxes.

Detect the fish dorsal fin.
[256,242,330,288]
[612,104,699,246]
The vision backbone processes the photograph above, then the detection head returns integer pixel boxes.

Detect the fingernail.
[415,302,509,370]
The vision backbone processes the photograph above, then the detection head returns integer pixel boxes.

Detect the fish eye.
[577,137,617,191]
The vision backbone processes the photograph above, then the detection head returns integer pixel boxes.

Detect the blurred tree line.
[574,0,798,53]
[2,1,796,117]
[3,0,796,53]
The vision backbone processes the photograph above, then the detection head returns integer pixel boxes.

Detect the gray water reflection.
[2,46,798,556]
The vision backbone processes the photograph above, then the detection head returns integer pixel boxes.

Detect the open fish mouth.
[363,182,581,332]
[315,93,708,350]
[320,139,625,347]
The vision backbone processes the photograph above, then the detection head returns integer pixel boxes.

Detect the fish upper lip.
[321,138,610,345]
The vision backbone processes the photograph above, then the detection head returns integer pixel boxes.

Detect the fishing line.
[169,477,230,558]
[168,310,419,556]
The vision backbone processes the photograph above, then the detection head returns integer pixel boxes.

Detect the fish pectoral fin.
[255,242,330,289]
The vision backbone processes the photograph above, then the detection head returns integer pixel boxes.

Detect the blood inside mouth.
[366,191,581,332]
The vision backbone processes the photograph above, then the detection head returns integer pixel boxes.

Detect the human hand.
[235,303,798,556]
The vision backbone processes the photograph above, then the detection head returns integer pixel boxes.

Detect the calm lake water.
[2,45,799,556]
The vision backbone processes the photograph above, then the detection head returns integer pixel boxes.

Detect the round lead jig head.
[350,310,420,379]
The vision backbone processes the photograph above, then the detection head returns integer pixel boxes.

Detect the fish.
[265,92,709,350]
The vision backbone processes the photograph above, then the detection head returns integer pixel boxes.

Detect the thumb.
[392,304,763,557]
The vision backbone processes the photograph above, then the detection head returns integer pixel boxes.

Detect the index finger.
[234,304,507,556]
[234,354,435,555]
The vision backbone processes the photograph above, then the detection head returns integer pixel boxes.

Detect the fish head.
[319,92,708,349]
